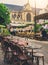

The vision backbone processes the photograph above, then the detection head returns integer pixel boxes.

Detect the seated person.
[41,29,47,38]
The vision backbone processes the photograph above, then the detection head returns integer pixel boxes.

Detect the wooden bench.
[33,53,44,65]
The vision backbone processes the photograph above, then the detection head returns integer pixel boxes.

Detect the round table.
[25,43,42,63]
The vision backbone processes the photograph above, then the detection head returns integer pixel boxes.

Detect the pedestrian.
[41,28,47,39]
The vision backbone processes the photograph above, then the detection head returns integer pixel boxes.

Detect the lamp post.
[34,0,36,37]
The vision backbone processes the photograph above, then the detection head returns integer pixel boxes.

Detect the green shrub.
[35,24,42,32]
[45,29,48,32]
[2,28,10,36]
[0,25,10,36]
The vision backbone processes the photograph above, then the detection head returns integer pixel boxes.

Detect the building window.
[12,13,16,19]
[26,13,31,22]
[17,14,20,20]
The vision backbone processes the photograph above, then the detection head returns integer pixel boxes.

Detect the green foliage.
[35,24,48,32]
[2,28,10,36]
[45,29,48,32]
[0,3,10,25]
[45,22,48,24]
[36,24,41,31]
[0,25,10,36]
[0,25,5,28]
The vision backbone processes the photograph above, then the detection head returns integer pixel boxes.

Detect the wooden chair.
[1,38,9,53]
[13,44,33,65]
[4,43,19,64]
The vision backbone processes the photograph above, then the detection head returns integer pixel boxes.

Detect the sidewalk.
[30,39,48,44]
[15,36,48,44]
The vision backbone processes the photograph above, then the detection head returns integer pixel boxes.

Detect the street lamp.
[34,0,36,36]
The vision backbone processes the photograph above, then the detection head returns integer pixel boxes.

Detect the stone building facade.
[6,2,35,23]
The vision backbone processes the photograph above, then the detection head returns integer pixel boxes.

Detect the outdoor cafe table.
[24,43,42,63]
[10,38,27,46]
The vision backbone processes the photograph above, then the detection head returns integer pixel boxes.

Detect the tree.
[0,3,10,26]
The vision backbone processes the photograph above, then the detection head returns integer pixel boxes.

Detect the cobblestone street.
[30,40,48,64]
[38,42,48,64]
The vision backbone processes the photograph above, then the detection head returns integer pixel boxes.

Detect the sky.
[0,0,48,8]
